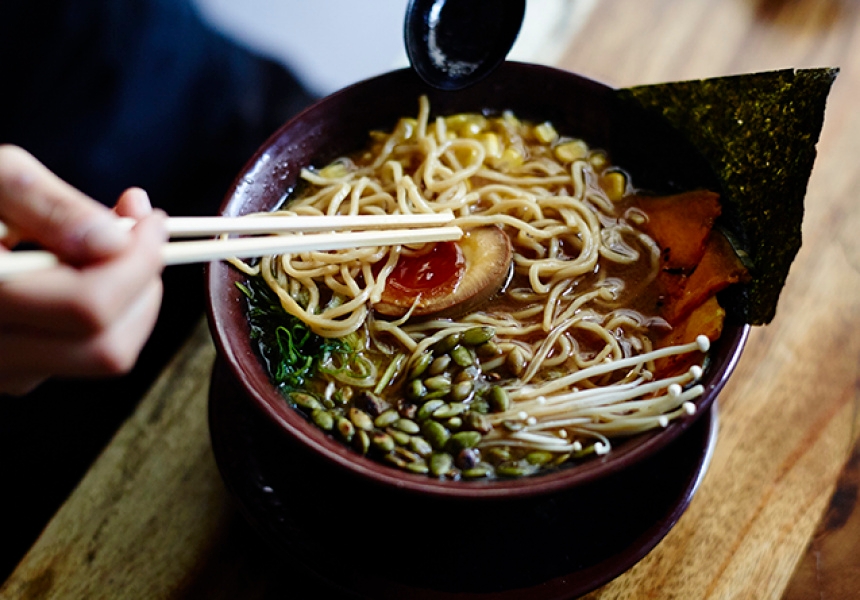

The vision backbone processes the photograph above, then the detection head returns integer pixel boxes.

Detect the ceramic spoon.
[404,0,526,90]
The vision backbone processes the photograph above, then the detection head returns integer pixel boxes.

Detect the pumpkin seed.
[405,379,427,401]
[428,355,452,375]
[488,386,511,413]
[446,430,482,454]
[462,465,492,479]
[354,430,371,455]
[349,407,374,431]
[408,351,433,379]
[336,416,355,442]
[384,454,408,468]
[429,452,454,477]
[424,374,452,392]
[422,420,451,450]
[486,447,512,463]
[311,408,334,431]
[553,453,572,466]
[386,427,412,446]
[433,332,462,355]
[371,431,396,453]
[394,418,420,435]
[433,402,467,419]
[476,341,501,358]
[462,326,495,346]
[506,347,527,376]
[422,389,450,402]
[405,460,429,474]
[453,368,474,384]
[464,411,492,434]
[450,380,474,403]
[450,345,474,367]
[526,451,554,466]
[409,436,434,457]
[290,392,322,412]
[496,462,536,477]
[394,446,422,463]
[416,399,446,421]
[374,408,400,428]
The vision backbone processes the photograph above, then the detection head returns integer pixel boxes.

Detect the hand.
[0,145,168,395]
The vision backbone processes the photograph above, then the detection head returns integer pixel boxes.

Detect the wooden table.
[3,0,859,598]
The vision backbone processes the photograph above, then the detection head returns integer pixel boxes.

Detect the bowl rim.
[205,62,750,500]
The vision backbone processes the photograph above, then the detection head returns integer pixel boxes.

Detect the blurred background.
[192,0,595,96]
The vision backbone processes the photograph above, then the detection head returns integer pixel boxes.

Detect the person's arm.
[0,145,167,395]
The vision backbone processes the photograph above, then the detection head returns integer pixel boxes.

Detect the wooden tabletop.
[3,0,859,598]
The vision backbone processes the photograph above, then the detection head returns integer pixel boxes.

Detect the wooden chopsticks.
[0,212,462,281]
[159,212,457,237]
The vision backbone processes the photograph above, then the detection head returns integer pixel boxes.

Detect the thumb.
[0,145,131,263]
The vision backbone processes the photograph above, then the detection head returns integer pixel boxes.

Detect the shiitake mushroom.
[374,225,513,319]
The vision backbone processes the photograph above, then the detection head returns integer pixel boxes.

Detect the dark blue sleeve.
[0,0,316,214]
[0,3,317,579]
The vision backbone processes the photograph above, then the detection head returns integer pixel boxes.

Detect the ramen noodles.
[232,96,748,479]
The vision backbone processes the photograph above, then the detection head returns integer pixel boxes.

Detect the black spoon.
[404,0,527,91]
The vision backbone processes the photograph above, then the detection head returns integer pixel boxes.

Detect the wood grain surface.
[3,0,859,598]
[560,1,860,598]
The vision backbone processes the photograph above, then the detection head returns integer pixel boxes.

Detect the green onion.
[237,277,351,391]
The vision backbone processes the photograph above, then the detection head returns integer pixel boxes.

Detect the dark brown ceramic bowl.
[205,62,749,591]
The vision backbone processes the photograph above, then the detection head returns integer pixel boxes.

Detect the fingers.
[113,187,154,220]
[0,208,167,335]
[0,148,171,395]
[0,194,167,395]
[0,279,163,394]
[0,145,131,263]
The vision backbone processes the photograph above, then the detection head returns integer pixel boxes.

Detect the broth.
[234,96,744,480]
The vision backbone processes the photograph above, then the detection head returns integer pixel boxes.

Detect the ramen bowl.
[205,63,749,594]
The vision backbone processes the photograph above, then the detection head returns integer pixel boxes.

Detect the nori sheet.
[618,68,838,325]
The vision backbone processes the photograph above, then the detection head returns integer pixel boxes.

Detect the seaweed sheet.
[618,68,838,325]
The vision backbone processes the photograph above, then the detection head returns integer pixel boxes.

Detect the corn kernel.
[318,161,349,179]
[479,132,502,159]
[553,140,588,163]
[445,114,471,128]
[602,170,627,201]
[453,145,478,166]
[460,120,485,137]
[502,111,520,128]
[496,146,524,170]
[533,122,558,145]
[589,151,608,169]
[447,114,487,138]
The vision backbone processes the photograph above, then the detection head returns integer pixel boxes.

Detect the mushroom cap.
[374,225,513,319]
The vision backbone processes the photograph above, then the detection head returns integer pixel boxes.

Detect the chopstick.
[0,213,463,281]
[159,212,456,237]
[0,212,456,240]
[160,226,463,265]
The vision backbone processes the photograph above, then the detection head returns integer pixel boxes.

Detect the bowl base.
[208,358,718,599]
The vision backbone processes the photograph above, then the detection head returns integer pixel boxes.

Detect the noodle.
[236,96,731,480]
